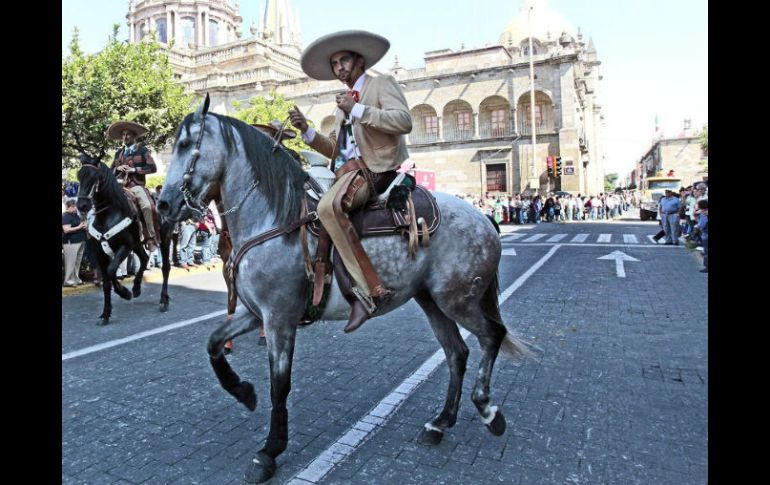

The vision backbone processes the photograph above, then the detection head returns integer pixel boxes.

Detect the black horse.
[76,155,173,324]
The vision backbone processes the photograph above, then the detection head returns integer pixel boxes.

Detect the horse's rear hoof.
[417,426,444,446]
[485,409,506,436]
[116,288,132,300]
[159,301,169,312]
[97,317,109,326]
[233,381,257,411]
[132,288,141,298]
[244,452,276,484]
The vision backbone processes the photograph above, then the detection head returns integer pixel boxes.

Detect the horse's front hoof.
[132,288,141,298]
[417,425,444,446]
[244,452,276,484]
[232,381,257,411]
[484,409,506,436]
[115,287,132,300]
[97,316,110,326]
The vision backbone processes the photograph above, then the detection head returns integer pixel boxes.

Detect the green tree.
[62,25,193,168]
[604,173,619,192]
[699,122,708,156]
[231,92,312,164]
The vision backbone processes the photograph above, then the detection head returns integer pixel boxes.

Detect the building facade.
[630,120,708,188]
[128,0,605,196]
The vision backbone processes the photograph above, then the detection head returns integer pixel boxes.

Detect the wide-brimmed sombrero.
[106,121,149,141]
[301,30,390,81]
[251,120,297,140]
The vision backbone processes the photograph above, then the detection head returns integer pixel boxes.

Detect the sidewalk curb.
[62,261,223,297]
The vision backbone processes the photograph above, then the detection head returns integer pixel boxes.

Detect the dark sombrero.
[300,30,390,81]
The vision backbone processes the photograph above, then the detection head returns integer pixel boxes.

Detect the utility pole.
[527,5,539,195]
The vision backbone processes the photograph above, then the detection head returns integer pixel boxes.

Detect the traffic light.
[547,156,554,177]
[556,156,562,176]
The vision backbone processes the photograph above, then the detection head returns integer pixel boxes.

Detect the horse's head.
[75,153,104,213]
[158,94,225,221]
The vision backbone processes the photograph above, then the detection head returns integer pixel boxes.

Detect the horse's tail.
[480,271,536,362]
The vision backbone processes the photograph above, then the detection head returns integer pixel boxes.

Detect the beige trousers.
[318,170,373,296]
[63,242,85,285]
[130,186,157,241]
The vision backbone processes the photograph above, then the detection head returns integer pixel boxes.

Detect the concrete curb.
[62,261,224,298]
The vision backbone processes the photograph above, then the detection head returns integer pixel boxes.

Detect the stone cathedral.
[127,0,605,196]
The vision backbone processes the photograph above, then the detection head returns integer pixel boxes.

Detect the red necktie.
[347,90,360,102]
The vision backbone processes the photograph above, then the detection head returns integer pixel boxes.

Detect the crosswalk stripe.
[547,234,567,242]
[597,234,612,243]
[623,234,639,244]
[522,233,547,242]
[503,233,526,241]
[646,235,657,245]
[571,233,589,242]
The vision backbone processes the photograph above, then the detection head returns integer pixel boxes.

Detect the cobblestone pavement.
[62,219,707,485]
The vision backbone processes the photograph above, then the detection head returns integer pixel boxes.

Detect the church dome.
[499,0,575,48]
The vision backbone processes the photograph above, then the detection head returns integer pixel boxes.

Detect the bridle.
[179,114,209,219]
[77,163,110,215]
[177,114,260,218]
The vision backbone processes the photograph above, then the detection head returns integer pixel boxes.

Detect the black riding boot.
[333,251,370,333]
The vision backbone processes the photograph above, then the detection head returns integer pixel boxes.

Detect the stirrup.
[351,287,376,314]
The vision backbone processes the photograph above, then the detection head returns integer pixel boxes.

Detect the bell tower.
[261,0,302,55]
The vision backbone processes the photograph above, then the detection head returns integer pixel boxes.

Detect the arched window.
[410,105,439,144]
[155,19,167,43]
[209,20,219,46]
[181,17,196,46]
[520,38,542,56]
[517,91,555,135]
[479,96,511,138]
[442,100,474,141]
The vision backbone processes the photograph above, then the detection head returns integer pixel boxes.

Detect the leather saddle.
[306,184,441,240]
[123,186,161,243]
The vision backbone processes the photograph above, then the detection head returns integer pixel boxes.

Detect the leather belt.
[335,158,367,179]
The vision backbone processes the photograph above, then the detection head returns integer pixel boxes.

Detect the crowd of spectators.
[652,181,709,272]
[456,191,636,225]
[62,183,223,287]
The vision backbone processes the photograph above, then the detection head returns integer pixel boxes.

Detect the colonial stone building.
[128,0,605,196]
[630,120,708,188]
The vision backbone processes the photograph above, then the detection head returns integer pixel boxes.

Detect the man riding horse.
[288,30,413,334]
[107,120,159,252]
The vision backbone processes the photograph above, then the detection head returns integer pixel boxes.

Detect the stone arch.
[319,115,336,137]
[442,99,474,142]
[516,91,555,135]
[410,104,439,143]
[479,96,511,138]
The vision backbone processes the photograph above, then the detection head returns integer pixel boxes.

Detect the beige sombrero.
[106,121,149,141]
[251,120,297,140]
[301,30,390,81]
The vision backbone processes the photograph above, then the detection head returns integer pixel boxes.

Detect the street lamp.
[527,5,539,194]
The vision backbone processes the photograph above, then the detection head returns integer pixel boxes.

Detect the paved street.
[62,216,707,485]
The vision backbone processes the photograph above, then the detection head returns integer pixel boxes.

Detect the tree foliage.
[699,122,708,156]
[62,25,193,168]
[604,172,619,192]
[230,92,312,160]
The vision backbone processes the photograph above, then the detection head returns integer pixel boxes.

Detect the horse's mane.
[78,161,133,215]
[177,113,309,226]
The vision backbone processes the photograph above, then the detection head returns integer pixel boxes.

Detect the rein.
[179,114,209,219]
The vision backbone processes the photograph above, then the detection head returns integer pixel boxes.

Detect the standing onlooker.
[658,189,682,245]
[178,218,198,270]
[62,200,86,287]
[694,199,708,273]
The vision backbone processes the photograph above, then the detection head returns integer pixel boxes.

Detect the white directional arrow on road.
[501,248,517,256]
[597,250,639,278]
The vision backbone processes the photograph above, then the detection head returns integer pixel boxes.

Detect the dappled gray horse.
[158,95,531,483]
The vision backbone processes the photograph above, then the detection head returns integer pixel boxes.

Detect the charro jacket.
[111,145,157,188]
[308,74,412,173]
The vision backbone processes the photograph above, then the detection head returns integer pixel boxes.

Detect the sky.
[62,0,708,178]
